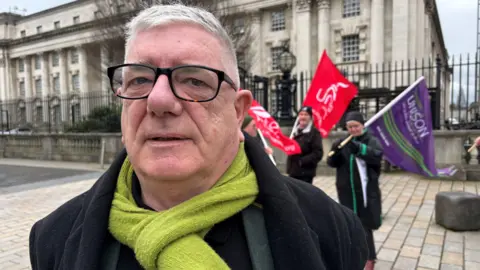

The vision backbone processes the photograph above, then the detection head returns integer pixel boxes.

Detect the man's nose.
[146,75,182,116]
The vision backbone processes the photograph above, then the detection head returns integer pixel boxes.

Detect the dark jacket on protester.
[286,124,324,179]
[29,134,368,270]
[327,130,383,230]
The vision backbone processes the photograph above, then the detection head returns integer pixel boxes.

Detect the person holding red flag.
[286,106,324,184]
[242,115,274,155]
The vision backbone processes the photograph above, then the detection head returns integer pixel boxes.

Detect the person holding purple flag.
[327,111,383,270]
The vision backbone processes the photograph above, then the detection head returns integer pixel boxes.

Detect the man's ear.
[235,90,253,142]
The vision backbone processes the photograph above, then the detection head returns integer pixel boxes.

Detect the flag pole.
[327,76,426,157]
[289,116,299,138]
[257,129,277,166]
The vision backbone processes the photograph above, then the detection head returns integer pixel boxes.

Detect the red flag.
[303,50,358,137]
[248,100,301,155]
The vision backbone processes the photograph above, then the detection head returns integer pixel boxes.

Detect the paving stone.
[465,249,480,263]
[424,234,444,245]
[383,238,404,250]
[409,228,428,238]
[465,261,480,270]
[375,260,394,270]
[441,252,463,266]
[440,264,463,270]
[377,248,399,262]
[400,245,421,258]
[422,244,443,256]
[405,236,424,247]
[393,256,417,270]
[418,254,441,269]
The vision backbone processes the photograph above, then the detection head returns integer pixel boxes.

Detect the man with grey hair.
[29,3,368,270]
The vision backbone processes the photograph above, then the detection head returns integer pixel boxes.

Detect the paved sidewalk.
[0,172,479,269]
[314,173,480,270]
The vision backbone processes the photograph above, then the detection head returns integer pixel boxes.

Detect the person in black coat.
[29,4,368,270]
[287,106,324,184]
[327,111,383,270]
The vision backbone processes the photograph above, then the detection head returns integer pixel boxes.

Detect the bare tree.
[92,0,257,73]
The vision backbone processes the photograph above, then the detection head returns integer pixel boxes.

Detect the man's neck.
[138,177,216,211]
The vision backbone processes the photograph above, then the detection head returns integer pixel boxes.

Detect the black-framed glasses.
[107,64,237,102]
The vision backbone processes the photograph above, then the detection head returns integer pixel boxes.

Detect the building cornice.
[427,0,448,61]
[16,0,95,23]
[5,11,135,48]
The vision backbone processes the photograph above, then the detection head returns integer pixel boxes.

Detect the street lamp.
[275,45,297,123]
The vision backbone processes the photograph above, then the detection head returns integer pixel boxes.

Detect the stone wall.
[0,133,123,164]
[1,129,480,179]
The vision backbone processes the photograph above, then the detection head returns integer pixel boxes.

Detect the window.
[53,77,60,94]
[18,59,24,72]
[36,26,42,33]
[35,78,42,96]
[270,46,284,71]
[52,52,59,67]
[71,49,79,64]
[342,35,360,62]
[271,11,285,32]
[73,16,80,24]
[20,30,26,37]
[233,18,245,35]
[35,106,43,123]
[72,74,80,90]
[54,21,60,29]
[343,0,360,18]
[19,81,25,97]
[34,55,41,69]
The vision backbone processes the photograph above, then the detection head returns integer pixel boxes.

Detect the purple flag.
[368,77,457,177]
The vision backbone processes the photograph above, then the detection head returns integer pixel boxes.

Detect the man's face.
[121,23,252,182]
[243,120,257,137]
[298,111,311,128]
[346,120,364,137]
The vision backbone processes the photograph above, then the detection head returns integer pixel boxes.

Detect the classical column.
[0,51,6,101]
[58,49,69,122]
[249,13,262,75]
[41,52,50,122]
[370,0,384,66]
[295,0,312,107]
[77,45,90,117]
[317,0,330,59]
[391,0,409,85]
[370,0,385,88]
[24,56,33,122]
[100,45,111,105]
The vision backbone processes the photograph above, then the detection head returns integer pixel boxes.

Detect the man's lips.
[146,134,190,141]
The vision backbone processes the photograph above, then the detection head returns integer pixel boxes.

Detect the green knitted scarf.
[108,143,259,270]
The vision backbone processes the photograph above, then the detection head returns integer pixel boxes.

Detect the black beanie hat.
[345,111,365,125]
[300,106,313,117]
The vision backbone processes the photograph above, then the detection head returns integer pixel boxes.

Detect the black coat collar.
[61,134,325,270]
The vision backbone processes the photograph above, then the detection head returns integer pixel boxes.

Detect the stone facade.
[0,0,448,125]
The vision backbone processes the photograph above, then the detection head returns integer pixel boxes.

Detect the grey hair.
[124,3,239,85]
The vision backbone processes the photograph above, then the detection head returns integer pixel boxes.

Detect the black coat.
[29,134,368,270]
[286,126,324,179]
[326,130,383,230]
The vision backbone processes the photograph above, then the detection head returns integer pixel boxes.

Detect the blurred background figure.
[242,115,273,155]
[286,106,324,184]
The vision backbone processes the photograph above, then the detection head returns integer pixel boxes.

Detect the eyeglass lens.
[111,65,220,101]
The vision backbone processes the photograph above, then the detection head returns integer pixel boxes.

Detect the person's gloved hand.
[347,140,361,154]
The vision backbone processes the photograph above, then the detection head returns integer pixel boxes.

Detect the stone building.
[0,0,448,130]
